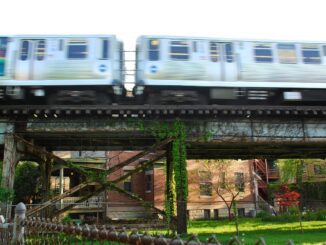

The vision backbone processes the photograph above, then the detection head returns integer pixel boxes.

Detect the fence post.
[12,202,26,244]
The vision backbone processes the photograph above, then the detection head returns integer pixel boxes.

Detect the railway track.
[1,104,326,118]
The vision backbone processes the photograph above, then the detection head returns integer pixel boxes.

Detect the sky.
[2,0,326,50]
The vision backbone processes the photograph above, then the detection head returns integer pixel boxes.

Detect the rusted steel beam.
[26,182,99,216]
[107,138,172,174]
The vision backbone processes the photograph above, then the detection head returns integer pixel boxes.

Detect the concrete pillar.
[1,135,22,219]
[12,202,26,244]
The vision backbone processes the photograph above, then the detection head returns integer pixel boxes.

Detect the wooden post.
[12,202,26,244]
[1,135,22,219]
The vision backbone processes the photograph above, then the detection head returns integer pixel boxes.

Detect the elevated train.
[135,35,326,104]
[0,35,124,104]
[1,34,326,105]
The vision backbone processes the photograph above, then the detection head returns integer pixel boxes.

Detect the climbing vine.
[64,119,189,231]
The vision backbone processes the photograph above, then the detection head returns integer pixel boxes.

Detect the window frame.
[145,173,152,192]
[66,39,88,60]
[199,170,213,196]
[235,172,245,192]
[20,40,30,61]
[254,43,274,63]
[123,171,132,192]
[148,39,160,61]
[301,44,321,64]
[210,41,220,62]
[277,43,297,64]
[169,40,190,61]
[99,38,109,60]
[35,39,46,61]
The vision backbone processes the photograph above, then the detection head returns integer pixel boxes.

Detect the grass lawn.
[174,218,326,245]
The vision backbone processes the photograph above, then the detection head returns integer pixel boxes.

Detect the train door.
[209,42,237,81]
[0,37,8,77]
[15,39,47,80]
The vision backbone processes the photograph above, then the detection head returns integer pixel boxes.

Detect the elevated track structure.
[1,104,326,233]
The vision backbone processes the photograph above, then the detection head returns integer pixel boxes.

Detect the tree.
[201,159,249,220]
[275,184,300,212]
[14,161,41,204]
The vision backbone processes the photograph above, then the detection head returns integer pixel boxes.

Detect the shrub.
[303,209,326,221]
[62,215,73,224]
[261,212,298,222]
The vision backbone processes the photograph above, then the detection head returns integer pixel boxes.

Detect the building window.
[20,40,30,61]
[219,172,226,189]
[145,174,152,192]
[36,40,46,61]
[314,165,325,175]
[199,171,212,196]
[99,39,109,60]
[214,209,219,219]
[238,208,245,217]
[235,172,245,192]
[210,42,220,62]
[277,43,297,64]
[254,43,273,63]
[302,44,321,64]
[204,209,211,219]
[170,40,189,60]
[67,40,88,59]
[148,39,160,61]
[123,171,132,192]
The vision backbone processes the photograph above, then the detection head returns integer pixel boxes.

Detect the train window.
[36,40,46,61]
[170,40,189,60]
[100,39,109,60]
[67,40,88,59]
[323,45,326,56]
[20,40,30,61]
[210,42,219,62]
[302,44,321,64]
[254,44,273,63]
[0,37,8,76]
[277,43,297,64]
[148,39,159,61]
[225,43,233,63]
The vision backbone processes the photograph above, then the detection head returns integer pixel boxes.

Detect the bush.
[303,209,326,221]
[256,211,271,219]
[62,215,73,224]
[261,212,298,222]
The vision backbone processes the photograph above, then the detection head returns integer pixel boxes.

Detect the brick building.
[106,152,258,220]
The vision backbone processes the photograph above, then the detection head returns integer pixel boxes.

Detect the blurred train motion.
[0,35,125,104]
[134,36,326,105]
[1,35,326,105]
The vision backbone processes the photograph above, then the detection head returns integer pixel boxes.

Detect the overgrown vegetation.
[14,161,41,204]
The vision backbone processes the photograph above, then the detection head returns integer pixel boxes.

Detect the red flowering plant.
[275,184,300,212]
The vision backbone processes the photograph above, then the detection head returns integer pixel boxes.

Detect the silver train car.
[0,35,124,104]
[134,35,326,104]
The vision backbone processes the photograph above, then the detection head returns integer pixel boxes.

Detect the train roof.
[9,34,117,39]
[138,35,326,44]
